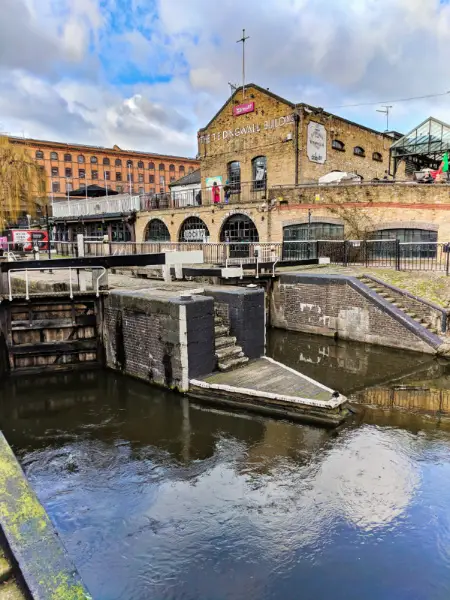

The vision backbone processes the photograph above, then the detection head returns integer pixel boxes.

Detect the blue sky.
[1,0,450,156]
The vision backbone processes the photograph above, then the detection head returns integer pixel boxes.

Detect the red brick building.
[9,137,199,200]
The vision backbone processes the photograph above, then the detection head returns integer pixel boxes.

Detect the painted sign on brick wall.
[307,121,327,164]
[233,102,255,116]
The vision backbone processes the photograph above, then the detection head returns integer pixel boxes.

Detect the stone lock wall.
[271,274,442,354]
[103,290,215,391]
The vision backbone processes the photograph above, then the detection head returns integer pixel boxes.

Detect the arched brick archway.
[178,216,210,242]
[144,218,171,241]
[220,213,259,257]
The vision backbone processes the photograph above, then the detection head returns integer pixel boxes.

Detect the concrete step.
[405,311,418,318]
[214,325,229,337]
[218,356,249,372]
[215,335,237,349]
[214,316,223,325]
[216,345,244,360]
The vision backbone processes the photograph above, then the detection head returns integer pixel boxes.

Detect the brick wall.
[271,274,441,353]
[136,182,450,244]
[103,290,215,391]
[197,84,393,188]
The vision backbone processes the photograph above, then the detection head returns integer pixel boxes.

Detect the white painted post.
[76,234,87,292]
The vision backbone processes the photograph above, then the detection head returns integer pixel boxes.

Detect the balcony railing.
[52,194,141,219]
[141,181,268,211]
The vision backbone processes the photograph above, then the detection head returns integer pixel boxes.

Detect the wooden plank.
[11,316,96,330]
[1,253,166,272]
[201,358,335,403]
[10,339,97,356]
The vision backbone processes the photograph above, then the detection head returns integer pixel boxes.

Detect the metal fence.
[8,237,450,273]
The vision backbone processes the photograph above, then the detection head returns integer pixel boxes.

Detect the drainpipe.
[294,111,300,186]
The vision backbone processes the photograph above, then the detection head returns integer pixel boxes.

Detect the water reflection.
[1,368,450,599]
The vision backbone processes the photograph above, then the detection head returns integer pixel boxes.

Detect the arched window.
[179,217,210,242]
[103,157,110,165]
[149,162,155,169]
[354,146,365,157]
[332,140,345,151]
[64,153,72,162]
[179,165,185,174]
[50,152,58,160]
[220,214,259,258]
[35,150,44,159]
[372,151,383,162]
[91,156,98,163]
[370,227,438,258]
[227,161,241,191]
[138,160,144,169]
[127,160,133,167]
[115,158,122,167]
[169,164,175,172]
[159,163,165,171]
[145,219,171,242]
[252,156,267,191]
[78,154,85,163]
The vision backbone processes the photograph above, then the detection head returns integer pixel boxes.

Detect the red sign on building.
[233,101,255,116]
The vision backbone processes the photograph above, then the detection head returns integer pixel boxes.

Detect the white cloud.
[3,0,450,154]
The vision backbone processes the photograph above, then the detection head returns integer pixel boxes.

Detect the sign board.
[233,101,255,116]
[205,176,223,188]
[183,229,206,242]
[307,121,327,164]
[8,230,49,251]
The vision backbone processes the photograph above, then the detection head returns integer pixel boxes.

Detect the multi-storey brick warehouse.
[198,83,396,190]
[9,137,199,200]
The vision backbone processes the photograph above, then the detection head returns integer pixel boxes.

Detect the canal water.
[1,330,450,600]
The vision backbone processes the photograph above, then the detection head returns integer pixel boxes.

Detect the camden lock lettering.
[199,114,295,144]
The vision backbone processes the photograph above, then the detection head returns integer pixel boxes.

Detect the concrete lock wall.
[103,290,215,391]
[271,274,442,354]
[206,287,266,359]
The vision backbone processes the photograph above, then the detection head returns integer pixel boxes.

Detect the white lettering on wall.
[199,114,294,144]
[307,121,327,164]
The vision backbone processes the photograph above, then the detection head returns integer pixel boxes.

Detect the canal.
[1,330,450,600]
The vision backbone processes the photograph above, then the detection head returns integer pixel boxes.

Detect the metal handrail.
[8,267,107,301]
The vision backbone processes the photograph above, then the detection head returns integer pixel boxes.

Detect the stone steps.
[216,345,244,360]
[360,276,439,335]
[218,355,249,371]
[215,335,237,349]
[213,306,249,372]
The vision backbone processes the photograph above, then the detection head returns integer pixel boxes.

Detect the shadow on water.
[1,340,450,599]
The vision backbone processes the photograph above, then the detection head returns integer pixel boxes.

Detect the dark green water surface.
[1,330,450,600]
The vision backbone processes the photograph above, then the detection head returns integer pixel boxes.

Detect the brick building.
[197,83,396,192]
[8,137,199,200]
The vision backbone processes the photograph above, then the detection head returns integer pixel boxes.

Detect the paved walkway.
[192,356,345,407]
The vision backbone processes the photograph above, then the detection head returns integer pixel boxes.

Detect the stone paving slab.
[200,357,336,403]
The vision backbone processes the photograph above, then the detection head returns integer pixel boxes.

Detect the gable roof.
[169,168,201,187]
[198,83,391,139]
[198,83,295,132]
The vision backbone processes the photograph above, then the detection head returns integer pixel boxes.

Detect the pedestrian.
[212,181,221,204]
[224,180,231,204]
[196,189,202,206]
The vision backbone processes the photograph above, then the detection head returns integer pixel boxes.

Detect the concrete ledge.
[278,273,443,350]
[0,432,91,599]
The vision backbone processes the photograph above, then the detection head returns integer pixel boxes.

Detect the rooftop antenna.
[377,105,392,131]
[236,29,250,99]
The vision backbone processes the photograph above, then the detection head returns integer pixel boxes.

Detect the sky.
[2,0,450,157]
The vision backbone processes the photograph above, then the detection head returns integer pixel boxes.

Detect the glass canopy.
[390,117,450,159]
